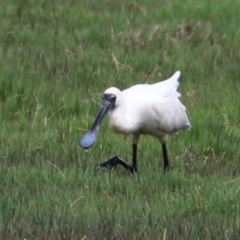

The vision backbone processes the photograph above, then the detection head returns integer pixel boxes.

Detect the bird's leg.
[97,144,138,174]
[132,143,137,172]
[162,143,170,173]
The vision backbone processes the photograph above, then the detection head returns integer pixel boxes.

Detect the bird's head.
[80,87,122,149]
[103,87,122,108]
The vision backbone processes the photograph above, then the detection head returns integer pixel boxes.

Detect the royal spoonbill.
[80,71,191,173]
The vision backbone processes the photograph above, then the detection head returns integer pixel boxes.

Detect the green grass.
[1,0,240,239]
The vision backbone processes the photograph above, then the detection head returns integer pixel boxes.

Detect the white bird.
[80,71,191,173]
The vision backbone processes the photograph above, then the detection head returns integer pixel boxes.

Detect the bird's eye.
[111,94,116,100]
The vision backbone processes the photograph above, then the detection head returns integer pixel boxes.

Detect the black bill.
[80,95,115,149]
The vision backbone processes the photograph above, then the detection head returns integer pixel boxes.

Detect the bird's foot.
[97,156,136,174]
[97,156,119,170]
[163,164,170,174]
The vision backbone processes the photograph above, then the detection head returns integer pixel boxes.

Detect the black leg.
[162,143,169,172]
[97,144,138,174]
[132,144,137,172]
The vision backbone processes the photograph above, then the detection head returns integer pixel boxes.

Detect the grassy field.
[1,0,240,239]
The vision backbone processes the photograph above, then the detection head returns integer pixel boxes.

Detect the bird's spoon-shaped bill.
[80,99,112,149]
[80,129,97,149]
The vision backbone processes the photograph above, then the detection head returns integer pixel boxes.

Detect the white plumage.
[105,71,190,143]
[80,71,191,173]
